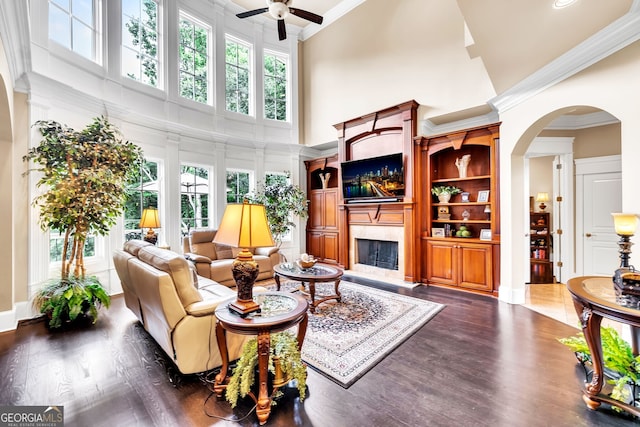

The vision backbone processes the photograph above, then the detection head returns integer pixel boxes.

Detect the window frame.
[178,11,212,106]
[124,159,162,242]
[180,163,213,236]
[263,49,290,122]
[225,34,254,117]
[48,0,102,64]
[226,168,254,204]
[121,0,162,89]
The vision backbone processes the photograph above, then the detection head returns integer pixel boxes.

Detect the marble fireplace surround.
[349,224,409,286]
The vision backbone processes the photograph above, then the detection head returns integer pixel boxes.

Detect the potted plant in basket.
[225,331,307,407]
[248,172,308,248]
[431,185,462,203]
[24,117,143,329]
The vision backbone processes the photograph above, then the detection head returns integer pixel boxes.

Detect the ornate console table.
[567,276,640,417]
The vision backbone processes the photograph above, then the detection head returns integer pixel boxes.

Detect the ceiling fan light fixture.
[269,2,290,19]
[553,0,578,9]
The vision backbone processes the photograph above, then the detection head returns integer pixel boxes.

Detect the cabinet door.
[323,189,338,229]
[426,240,457,285]
[323,232,339,263]
[458,243,493,291]
[307,232,323,259]
[309,191,325,228]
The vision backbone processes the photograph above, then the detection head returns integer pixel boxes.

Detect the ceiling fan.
[236,0,324,41]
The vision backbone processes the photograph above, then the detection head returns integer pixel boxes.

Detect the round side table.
[213,291,308,425]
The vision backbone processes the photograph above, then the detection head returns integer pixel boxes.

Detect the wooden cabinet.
[530,212,553,283]
[305,155,340,264]
[415,123,500,295]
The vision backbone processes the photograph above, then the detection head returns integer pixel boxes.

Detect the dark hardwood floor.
[1,281,637,427]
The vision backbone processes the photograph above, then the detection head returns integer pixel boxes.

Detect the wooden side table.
[214,292,308,425]
[567,276,640,417]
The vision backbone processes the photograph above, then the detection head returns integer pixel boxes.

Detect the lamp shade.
[612,213,639,236]
[214,201,275,248]
[139,207,161,228]
[535,192,550,203]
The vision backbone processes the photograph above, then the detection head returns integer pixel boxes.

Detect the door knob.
[585,233,592,237]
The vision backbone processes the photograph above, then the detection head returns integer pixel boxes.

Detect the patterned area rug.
[263,279,445,388]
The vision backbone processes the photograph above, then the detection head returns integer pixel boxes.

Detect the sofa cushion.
[138,246,202,307]
[215,244,234,260]
[123,239,153,257]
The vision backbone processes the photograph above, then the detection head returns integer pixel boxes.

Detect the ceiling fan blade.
[236,7,268,19]
[289,8,323,25]
[278,19,287,41]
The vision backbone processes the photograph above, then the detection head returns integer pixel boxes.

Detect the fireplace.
[356,239,398,271]
[349,225,404,282]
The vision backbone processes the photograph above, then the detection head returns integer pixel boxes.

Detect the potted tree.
[249,172,308,248]
[24,117,143,328]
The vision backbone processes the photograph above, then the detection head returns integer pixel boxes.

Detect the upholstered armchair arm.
[254,246,279,257]
[184,300,223,317]
[184,253,212,279]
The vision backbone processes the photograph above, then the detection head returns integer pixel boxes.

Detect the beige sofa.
[113,240,251,375]
[182,229,281,287]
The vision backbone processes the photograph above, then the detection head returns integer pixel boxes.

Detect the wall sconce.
[535,192,549,211]
[213,201,275,316]
[140,207,161,245]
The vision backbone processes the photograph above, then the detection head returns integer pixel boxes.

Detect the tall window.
[122,0,159,87]
[180,165,210,235]
[264,51,289,121]
[48,0,98,62]
[124,160,159,240]
[225,36,251,115]
[179,13,210,104]
[50,231,95,262]
[226,169,251,203]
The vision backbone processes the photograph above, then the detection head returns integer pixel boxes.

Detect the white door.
[582,172,622,275]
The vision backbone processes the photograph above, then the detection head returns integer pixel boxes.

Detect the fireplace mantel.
[334,101,419,282]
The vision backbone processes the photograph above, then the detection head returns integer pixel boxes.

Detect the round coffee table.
[273,262,343,313]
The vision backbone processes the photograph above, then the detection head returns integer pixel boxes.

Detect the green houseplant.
[249,172,308,247]
[431,185,462,197]
[24,117,143,328]
[559,326,640,409]
[225,331,307,408]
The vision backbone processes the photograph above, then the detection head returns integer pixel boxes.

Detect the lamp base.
[229,253,261,317]
[538,203,546,211]
[143,229,158,245]
[613,267,640,308]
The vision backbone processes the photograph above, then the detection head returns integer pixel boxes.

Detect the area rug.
[263,279,445,388]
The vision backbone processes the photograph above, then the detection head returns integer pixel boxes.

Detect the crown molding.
[420,109,500,136]
[545,111,619,130]
[300,0,367,41]
[491,0,640,113]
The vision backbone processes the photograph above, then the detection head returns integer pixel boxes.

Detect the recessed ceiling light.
[553,0,578,9]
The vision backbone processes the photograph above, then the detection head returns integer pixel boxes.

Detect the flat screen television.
[341,152,404,202]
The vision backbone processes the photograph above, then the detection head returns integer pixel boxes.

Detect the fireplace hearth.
[356,238,398,271]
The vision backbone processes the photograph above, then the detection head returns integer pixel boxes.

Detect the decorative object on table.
[214,200,275,316]
[611,212,640,307]
[297,253,317,269]
[140,207,160,245]
[477,190,490,203]
[455,154,471,178]
[437,206,451,220]
[461,192,470,202]
[461,209,470,221]
[484,204,491,220]
[536,192,549,211]
[455,225,471,237]
[248,172,308,249]
[558,325,640,412]
[431,185,462,203]
[225,331,307,408]
[480,229,492,241]
[25,117,142,328]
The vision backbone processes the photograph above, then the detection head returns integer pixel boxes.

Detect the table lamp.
[611,213,640,307]
[536,192,549,211]
[214,200,275,316]
[140,207,160,245]
[612,213,639,268]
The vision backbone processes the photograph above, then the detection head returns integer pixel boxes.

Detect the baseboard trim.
[498,284,526,304]
[0,301,32,333]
